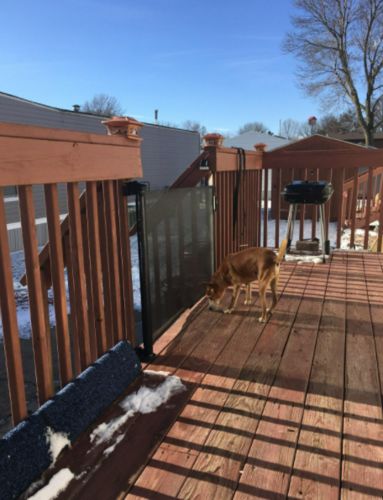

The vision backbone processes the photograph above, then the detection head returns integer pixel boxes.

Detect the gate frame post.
[122,181,155,361]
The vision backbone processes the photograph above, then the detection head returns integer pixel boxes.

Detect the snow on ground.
[27,468,75,500]
[0,236,141,340]
[90,371,186,453]
[1,220,379,340]
[285,254,329,264]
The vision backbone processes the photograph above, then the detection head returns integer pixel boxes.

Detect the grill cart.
[282,180,334,263]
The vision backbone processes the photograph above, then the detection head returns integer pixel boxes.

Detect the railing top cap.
[102,116,143,140]
[203,133,224,148]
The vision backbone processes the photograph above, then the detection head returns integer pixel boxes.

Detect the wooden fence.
[0,118,142,427]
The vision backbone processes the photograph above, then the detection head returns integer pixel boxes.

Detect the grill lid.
[282,180,334,205]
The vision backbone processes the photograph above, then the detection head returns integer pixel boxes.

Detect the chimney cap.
[73,104,81,112]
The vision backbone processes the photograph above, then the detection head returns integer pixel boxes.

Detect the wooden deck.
[29,251,383,500]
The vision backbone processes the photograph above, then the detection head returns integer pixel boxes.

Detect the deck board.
[233,263,328,499]
[22,252,383,500]
[287,253,346,499]
[341,253,383,499]
[128,264,297,499]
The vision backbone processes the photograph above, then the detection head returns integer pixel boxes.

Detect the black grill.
[282,180,334,205]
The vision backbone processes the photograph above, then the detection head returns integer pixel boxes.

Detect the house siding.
[0,94,201,186]
[1,92,200,249]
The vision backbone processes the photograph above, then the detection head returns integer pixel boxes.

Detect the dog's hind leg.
[224,285,241,314]
[258,270,276,322]
[244,284,252,305]
[267,276,279,313]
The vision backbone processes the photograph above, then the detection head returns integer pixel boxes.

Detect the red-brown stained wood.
[363,253,383,387]
[0,189,27,424]
[64,236,81,375]
[103,180,123,344]
[40,274,53,385]
[378,174,383,252]
[337,168,346,248]
[257,169,262,246]
[115,181,136,345]
[263,167,268,247]
[26,254,383,499]
[257,169,261,246]
[67,182,91,369]
[81,208,97,362]
[116,181,136,346]
[325,168,333,239]
[214,147,262,172]
[341,253,383,499]
[85,182,107,355]
[274,168,281,248]
[173,267,301,500]
[113,181,127,339]
[18,185,54,403]
[234,264,328,499]
[222,172,228,258]
[364,167,374,249]
[61,292,255,500]
[288,254,346,499]
[98,185,113,349]
[44,184,72,385]
[349,170,359,248]
[0,122,142,187]
[214,172,220,266]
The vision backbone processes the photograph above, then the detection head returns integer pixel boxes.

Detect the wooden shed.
[263,134,383,221]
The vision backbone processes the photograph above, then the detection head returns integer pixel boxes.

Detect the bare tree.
[82,93,124,117]
[238,121,269,134]
[317,109,359,134]
[182,120,207,136]
[280,118,303,139]
[284,0,383,145]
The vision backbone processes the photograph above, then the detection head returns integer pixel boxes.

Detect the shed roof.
[263,134,383,170]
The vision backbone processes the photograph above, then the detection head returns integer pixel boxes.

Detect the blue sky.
[0,0,322,135]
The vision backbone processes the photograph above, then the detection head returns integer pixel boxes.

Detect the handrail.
[0,121,142,186]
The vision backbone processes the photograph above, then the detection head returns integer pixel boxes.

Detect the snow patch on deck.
[90,371,186,451]
[27,468,75,500]
[46,428,71,465]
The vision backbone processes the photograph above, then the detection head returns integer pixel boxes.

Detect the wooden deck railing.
[342,166,383,243]
[204,134,383,257]
[202,134,263,267]
[0,118,142,427]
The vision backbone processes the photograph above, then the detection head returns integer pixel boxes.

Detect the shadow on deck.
[24,251,383,499]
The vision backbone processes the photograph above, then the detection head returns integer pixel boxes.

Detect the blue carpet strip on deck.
[0,340,141,500]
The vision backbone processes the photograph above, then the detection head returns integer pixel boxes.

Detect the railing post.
[102,117,143,346]
[203,133,223,266]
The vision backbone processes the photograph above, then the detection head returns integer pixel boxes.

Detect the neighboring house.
[0,91,200,250]
[224,130,290,151]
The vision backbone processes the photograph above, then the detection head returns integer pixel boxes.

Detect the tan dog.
[206,240,287,322]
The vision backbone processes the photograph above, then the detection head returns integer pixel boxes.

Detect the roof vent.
[73,104,80,112]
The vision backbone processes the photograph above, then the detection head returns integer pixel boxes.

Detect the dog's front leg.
[224,285,240,314]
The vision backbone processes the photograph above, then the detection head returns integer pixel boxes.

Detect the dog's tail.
[276,239,288,264]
